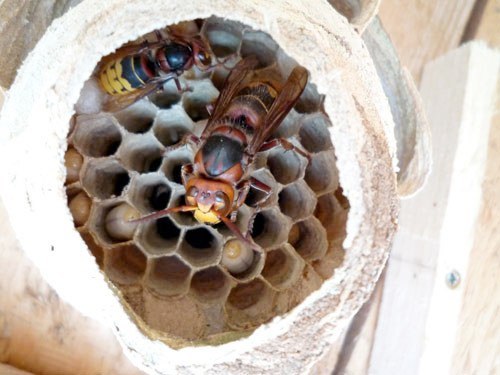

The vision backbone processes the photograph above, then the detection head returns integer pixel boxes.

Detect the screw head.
[445,270,461,289]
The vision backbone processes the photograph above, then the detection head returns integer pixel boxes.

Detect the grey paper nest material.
[0,0,408,373]
[66,18,345,346]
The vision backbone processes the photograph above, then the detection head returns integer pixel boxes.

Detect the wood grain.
[0,0,82,88]
[450,6,500,372]
[369,42,499,375]
[378,0,476,82]
[0,186,143,374]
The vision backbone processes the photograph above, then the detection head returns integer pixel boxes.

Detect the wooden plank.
[0,0,83,88]
[368,42,499,374]
[418,42,499,375]
[450,88,500,374]
[378,0,476,82]
[449,6,500,372]
[462,0,500,47]
[0,173,143,375]
[0,363,34,375]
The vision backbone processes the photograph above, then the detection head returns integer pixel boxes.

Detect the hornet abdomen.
[99,54,156,96]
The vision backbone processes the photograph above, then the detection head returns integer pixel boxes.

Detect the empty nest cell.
[67,16,350,345]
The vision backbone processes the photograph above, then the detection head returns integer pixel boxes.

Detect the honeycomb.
[65,17,349,347]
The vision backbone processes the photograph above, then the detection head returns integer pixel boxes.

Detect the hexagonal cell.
[153,106,194,147]
[221,239,264,282]
[178,226,221,268]
[145,256,191,297]
[118,134,164,173]
[161,147,193,185]
[274,264,324,315]
[267,145,306,185]
[89,201,139,246]
[250,208,291,249]
[190,266,231,303]
[129,173,172,213]
[68,190,92,227]
[72,114,122,157]
[278,180,317,222]
[81,158,130,200]
[240,30,278,68]
[261,244,305,291]
[169,193,198,227]
[298,113,333,153]
[225,278,276,330]
[104,203,141,241]
[272,109,301,139]
[290,217,328,262]
[182,79,219,122]
[136,216,181,256]
[65,147,84,184]
[304,150,339,194]
[78,228,104,268]
[295,81,323,114]
[104,243,147,285]
[149,80,182,109]
[202,17,243,57]
[314,192,349,239]
[245,169,278,208]
[114,100,157,134]
[215,204,254,240]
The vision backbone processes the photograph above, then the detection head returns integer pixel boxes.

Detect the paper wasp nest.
[0,0,410,372]
[66,17,348,345]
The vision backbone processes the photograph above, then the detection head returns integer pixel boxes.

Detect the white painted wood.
[368,42,499,374]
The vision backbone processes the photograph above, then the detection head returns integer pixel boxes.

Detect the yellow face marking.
[194,209,220,224]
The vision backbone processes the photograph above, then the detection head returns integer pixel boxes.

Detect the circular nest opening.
[65,16,349,347]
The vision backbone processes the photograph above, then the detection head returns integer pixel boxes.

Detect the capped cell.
[294,81,323,114]
[221,239,264,282]
[278,180,317,222]
[304,150,339,194]
[298,113,333,153]
[202,17,243,58]
[267,144,307,185]
[65,147,84,184]
[240,30,278,68]
[68,190,92,227]
[88,200,139,246]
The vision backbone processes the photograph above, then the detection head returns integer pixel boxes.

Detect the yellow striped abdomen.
[99,55,154,96]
